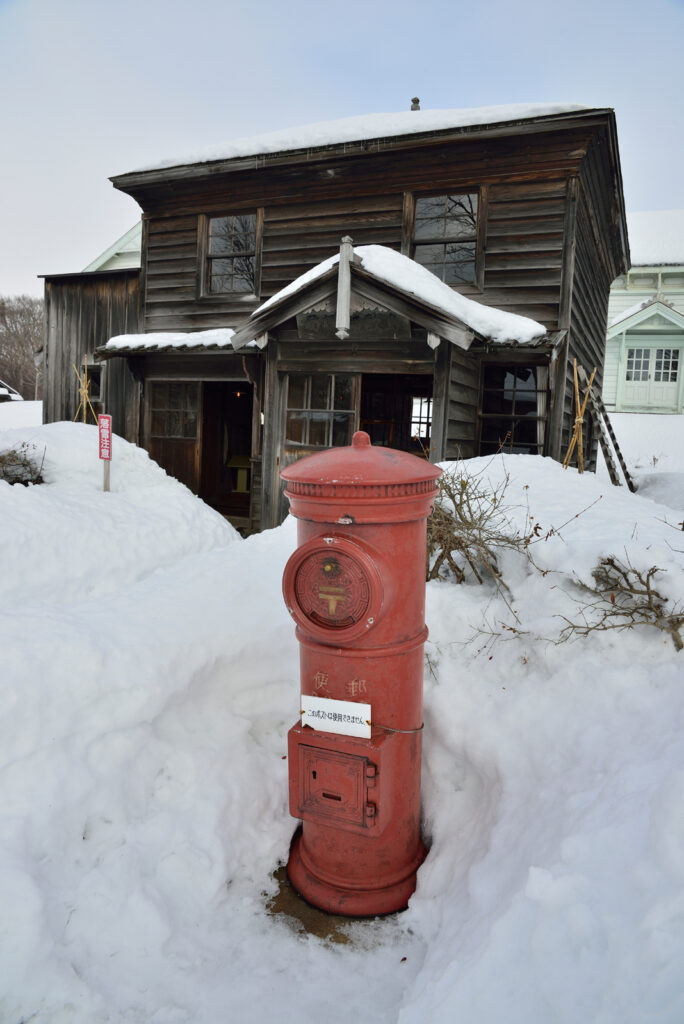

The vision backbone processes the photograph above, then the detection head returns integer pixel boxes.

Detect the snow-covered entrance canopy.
[230,242,548,350]
[100,243,548,357]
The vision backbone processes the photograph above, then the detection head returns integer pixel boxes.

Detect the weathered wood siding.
[44,271,141,439]
[557,168,615,464]
[444,346,480,459]
[483,180,567,328]
[137,129,596,336]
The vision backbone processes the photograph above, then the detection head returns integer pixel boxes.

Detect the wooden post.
[103,460,110,493]
[335,236,353,341]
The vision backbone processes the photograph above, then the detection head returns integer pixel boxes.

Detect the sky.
[1,0,683,297]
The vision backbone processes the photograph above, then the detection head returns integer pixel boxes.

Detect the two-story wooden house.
[43,104,629,531]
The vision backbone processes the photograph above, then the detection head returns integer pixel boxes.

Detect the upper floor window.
[412,193,479,286]
[203,213,259,296]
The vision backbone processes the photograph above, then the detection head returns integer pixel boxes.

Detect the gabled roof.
[607,298,684,338]
[82,222,142,273]
[230,243,547,350]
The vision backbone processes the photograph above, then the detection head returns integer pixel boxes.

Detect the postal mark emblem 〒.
[294,551,371,629]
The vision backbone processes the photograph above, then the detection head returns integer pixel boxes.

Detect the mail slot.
[281,430,442,916]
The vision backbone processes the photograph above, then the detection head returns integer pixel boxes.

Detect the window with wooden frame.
[200,212,261,297]
[479,364,549,455]
[285,374,357,449]
[411,192,480,287]
[148,381,200,439]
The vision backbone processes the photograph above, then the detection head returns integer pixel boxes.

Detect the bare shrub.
[427,464,540,590]
[559,555,684,652]
[0,442,44,485]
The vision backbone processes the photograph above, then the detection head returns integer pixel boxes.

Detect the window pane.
[286,412,305,443]
[309,412,328,446]
[151,411,166,436]
[168,383,183,410]
[413,243,446,274]
[310,375,330,410]
[332,412,354,447]
[183,412,197,438]
[415,194,477,242]
[287,376,307,410]
[443,194,478,239]
[208,233,234,256]
[443,242,476,284]
[233,215,257,251]
[185,384,200,410]
[150,382,168,410]
[167,412,182,437]
[333,375,354,410]
[232,255,255,292]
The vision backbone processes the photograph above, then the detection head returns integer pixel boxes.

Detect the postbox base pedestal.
[287,831,425,917]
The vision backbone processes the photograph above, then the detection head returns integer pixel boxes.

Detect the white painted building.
[604,210,684,413]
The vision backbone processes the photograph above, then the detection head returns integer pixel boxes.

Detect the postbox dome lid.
[281,431,443,488]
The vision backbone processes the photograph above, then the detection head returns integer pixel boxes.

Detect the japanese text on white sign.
[301,694,371,739]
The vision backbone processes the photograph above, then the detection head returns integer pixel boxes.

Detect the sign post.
[98,414,112,492]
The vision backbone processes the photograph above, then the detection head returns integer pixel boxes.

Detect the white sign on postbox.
[301,694,371,739]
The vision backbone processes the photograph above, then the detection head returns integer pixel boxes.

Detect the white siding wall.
[603,337,620,407]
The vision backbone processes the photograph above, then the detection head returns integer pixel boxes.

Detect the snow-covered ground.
[1,419,683,1023]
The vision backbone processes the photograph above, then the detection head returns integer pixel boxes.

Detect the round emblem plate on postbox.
[283,535,383,643]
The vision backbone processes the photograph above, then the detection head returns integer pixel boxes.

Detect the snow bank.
[0,398,42,427]
[1,428,684,1023]
[135,104,589,173]
[0,422,239,609]
[597,411,684,510]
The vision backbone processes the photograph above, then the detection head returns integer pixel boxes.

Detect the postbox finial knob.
[352,431,371,448]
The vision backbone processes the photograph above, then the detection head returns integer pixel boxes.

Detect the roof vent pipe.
[411,97,420,111]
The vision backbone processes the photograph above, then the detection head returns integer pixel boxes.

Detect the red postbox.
[281,430,442,916]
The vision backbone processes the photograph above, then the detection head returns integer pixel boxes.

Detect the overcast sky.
[1,0,683,297]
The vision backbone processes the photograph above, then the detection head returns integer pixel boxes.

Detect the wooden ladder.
[577,365,637,493]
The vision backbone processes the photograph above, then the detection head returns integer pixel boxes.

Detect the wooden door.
[146,380,201,492]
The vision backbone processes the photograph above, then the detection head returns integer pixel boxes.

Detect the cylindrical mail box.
[281,430,441,916]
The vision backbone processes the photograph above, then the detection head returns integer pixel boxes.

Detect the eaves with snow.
[110,103,594,186]
[101,243,548,358]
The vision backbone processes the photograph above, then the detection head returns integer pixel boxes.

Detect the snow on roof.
[609,295,657,327]
[133,103,590,173]
[105,328,239,353]
[627,210,684,266]
[255,244,547,346]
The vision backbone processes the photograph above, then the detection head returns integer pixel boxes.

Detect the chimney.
[411,97,420,111]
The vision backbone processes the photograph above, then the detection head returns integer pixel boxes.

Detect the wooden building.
[44,104,630,531]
